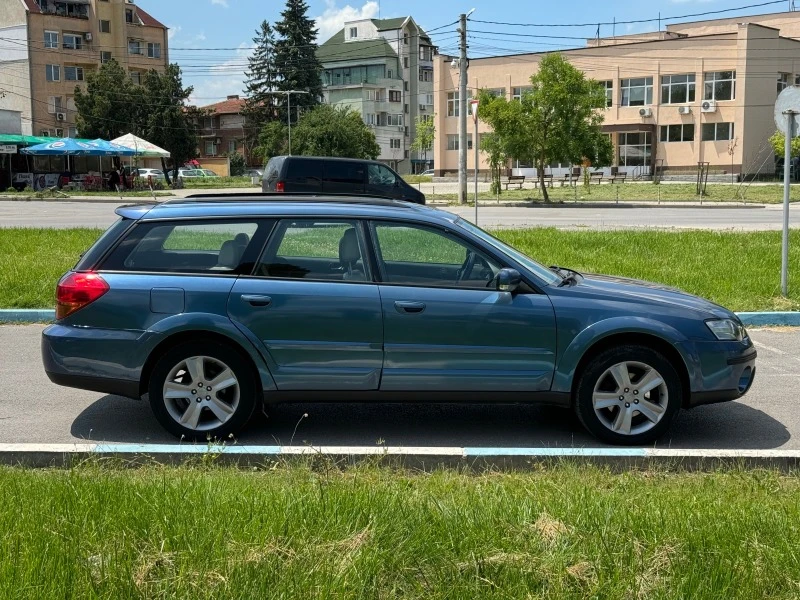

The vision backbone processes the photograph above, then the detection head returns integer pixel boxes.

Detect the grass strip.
[2,463,800,599]
[0,228,797,312]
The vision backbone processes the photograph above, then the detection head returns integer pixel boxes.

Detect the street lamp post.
[265,90,309,155]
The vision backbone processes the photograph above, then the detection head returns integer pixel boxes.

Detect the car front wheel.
[574,344,682,445]
[148,341,258,441]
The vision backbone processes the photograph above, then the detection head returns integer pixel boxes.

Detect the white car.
[419,169,435,176]
[178,168,203,178]
[137,168,166,180]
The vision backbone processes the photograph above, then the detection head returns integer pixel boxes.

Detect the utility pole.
[457,12,472,205]
[265,90,309,155]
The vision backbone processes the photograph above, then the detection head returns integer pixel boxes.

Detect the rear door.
[228,218,383,390]
[322,160,366,194]
[283,157,322,193]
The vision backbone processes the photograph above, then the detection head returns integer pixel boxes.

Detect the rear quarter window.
[74,217,134,270]
[100,220,271,274]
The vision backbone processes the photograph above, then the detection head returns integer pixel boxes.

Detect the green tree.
[273,0,322,121]
[478,54,612,201]
[410,116,436,170]
[243,20,278,150]
[291,105,380,159]
[480,132,508,195]
[255,120,288,162]
[74,59,140,140]
[139,65,200,185]
[769,130,800,159]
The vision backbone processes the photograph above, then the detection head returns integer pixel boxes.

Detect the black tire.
[148,340,258,441]
[573,344,682,445]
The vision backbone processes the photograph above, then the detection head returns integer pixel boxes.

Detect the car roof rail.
[161,193,413,206]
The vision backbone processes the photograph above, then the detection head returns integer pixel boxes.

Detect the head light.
[706,319,745,341]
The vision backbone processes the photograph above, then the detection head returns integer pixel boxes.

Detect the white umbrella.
[110,133,170,158]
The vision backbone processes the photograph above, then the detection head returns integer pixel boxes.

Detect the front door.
[370,221,557,392]
[227,219,382,390]
[366,163,404,200]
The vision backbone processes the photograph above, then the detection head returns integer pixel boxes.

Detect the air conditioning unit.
[215,137,222,144]
[678,106,691,115]
[701,100,717,113]
[638,107,652,117]
[56,112,66,121]
[40,129,51,137]
[84,32,92,41]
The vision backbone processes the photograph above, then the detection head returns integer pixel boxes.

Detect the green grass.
[1,189,173,198]
[431,183,800,204]
[3,463,800,599]
[182,176,259,189]
[1,228,798,311]
[403,174,433,184]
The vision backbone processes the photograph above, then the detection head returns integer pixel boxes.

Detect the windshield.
[455,218,562,286]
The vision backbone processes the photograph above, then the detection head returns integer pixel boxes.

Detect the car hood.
[575,272,736,319]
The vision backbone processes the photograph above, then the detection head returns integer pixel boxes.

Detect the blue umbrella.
[21,138,135,156]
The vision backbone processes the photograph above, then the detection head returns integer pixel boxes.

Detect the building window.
[702,122,734,141]
[419,68,433,82]
[349,27,358,38]
[387,114,403,126]
[403,33,409,45]
[704,71,735,101]
[147,42,161,59]
[100,51,112,64]
[46,64,60,82]
[387,69,393,79]
[404,103,409,114]
[204,117,215,129]
[389,90,401,102]
[778,73,790,94]
[55,128,64,138]
[512,86,532,101]
[403,57,409,69]
[447,91,459,116]
[205,141,218,155]
[68,127,77,138]
[47,96,63,114]
[446,134,473,151]
[659,124,694,142]
[425,93,434,105]
[404,81,409,91]
[419,46,433,61]
[64,66,84,81]
[618,131,651,166]
[128,40,142,55]
[44,31,58,49]
[99,20,111,33]
[125,8,135,23]
[129,71,141,85]
[486,88,506,99]
[228,140,236,153]
[62,33,82,50]
[796,74,800,86]
[620,77,653,107]
[599,80,612,107]
[363,113,376,125]
[390,138,401,149]
[661,74,695,104]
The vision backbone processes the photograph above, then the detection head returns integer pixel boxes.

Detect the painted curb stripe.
[2,310,798,326]
[465,447,647,457]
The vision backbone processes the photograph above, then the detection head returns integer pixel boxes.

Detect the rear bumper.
[44,370,140,399]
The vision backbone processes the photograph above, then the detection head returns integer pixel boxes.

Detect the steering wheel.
[456,250,477,283]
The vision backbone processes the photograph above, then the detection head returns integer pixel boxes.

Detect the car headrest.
[338,228,360,265]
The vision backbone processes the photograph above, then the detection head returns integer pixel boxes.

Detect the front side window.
[704,71,735,101]
[105,220,262,273]
[660,74,695,104]
[702,122,734,141]
[659,124,694,142]
[371,222,501,289]
[257,220,369,282]
[620,77,653,107]
[368,164,396,186]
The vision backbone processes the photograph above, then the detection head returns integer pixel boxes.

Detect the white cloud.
[188,42,251,105]
[195,32,207,42]
[315,1,380,43]
[167,25,181,41]
[211,0,229,7]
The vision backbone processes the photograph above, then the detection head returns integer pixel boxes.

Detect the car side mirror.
[496,268,521,293]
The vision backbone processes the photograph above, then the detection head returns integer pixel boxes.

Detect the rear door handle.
[241,294,272,307]
[394,301,426,314]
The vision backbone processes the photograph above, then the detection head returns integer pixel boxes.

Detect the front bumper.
[677,337,757,408]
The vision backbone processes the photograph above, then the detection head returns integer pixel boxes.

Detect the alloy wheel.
[591,360,668,436]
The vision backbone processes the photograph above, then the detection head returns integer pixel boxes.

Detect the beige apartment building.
[0,0,168,137]
[434,12,800,178]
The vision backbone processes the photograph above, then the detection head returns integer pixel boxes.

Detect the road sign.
[469,99,479,122]
[0,145,17,154]
[774,86,800,135]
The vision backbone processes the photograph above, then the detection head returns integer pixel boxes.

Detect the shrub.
[228,152,246,177]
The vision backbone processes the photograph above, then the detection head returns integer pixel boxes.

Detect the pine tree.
[273,0,322,123]
[243,20,278,133]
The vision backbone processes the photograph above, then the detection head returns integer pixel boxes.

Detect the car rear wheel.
[148,341,258,441]
[574,345,682,445]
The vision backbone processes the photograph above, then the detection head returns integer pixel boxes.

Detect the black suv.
[262,156,425,204]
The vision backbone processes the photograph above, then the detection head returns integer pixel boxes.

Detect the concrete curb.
[3,443,800,470]
[2,309,798,326]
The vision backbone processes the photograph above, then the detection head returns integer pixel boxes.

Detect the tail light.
[56,272,109,320]
[275,181,285,192]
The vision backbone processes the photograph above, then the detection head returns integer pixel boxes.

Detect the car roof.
[116,194,456,225]
[269,155,389,167]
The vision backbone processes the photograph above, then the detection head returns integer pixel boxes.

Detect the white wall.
[0,24,32,135]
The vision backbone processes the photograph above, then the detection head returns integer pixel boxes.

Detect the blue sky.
[134,0,794,105]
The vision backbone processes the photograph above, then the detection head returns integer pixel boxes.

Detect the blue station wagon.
[42,195,757,445]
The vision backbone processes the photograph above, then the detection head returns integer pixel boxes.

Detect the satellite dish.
[774,86,800,136]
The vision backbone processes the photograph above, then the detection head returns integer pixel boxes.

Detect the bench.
[536,174,554,188]
[503,175,526,190]
[609,173,627,184]
[560,168,582,186]
[590,172,604,184]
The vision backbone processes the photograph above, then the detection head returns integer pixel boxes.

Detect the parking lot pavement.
[1,324,797,449]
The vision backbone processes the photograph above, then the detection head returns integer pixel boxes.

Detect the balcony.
[37,0,90,19]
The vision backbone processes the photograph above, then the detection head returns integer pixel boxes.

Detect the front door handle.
[394,301,426,314]
[241,294,272,307]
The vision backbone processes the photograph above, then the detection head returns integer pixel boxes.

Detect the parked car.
[136,168,166,180]
[178,168,203,178]
[419,169,435,177]
[199,169,219,177]
[245,168,263,178]
[263,156,426,204]
[42,196,756,444]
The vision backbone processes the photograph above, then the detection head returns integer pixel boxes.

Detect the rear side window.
[101,220,271,274]
[286,158,322,181]
[323,161,365,185]
[265,157,284,182]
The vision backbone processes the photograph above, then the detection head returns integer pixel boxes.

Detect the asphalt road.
[2,324,798,449]
[1,199,799,230]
